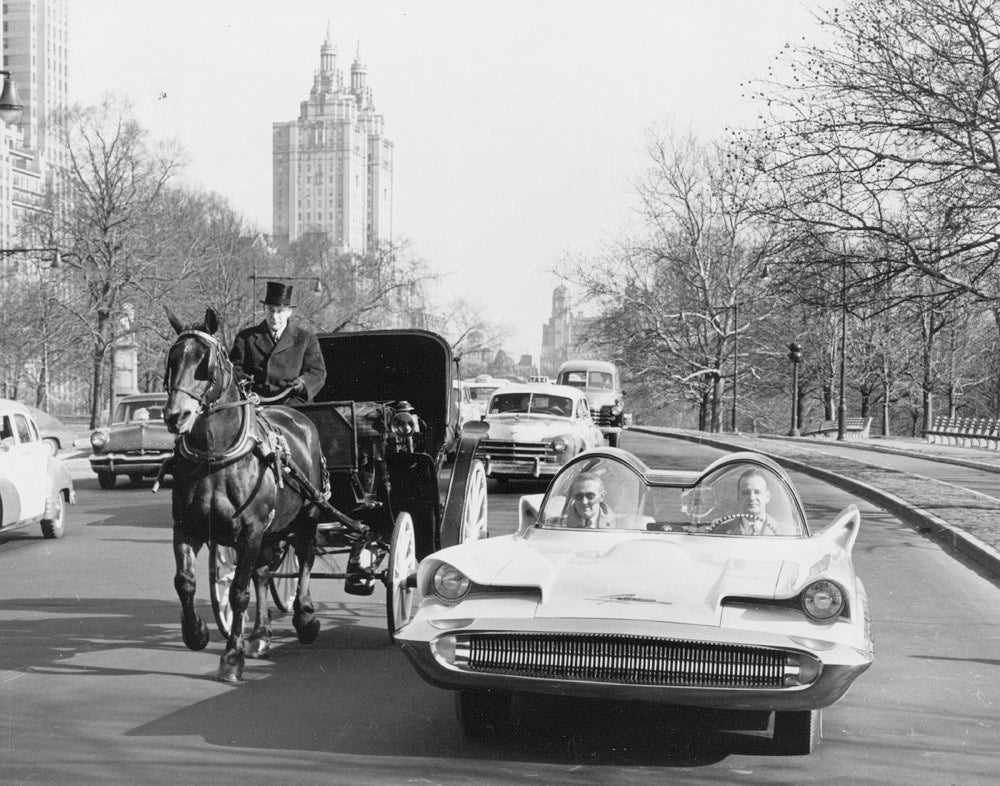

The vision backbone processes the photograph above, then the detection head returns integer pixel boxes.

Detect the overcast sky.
[68,0,818,361]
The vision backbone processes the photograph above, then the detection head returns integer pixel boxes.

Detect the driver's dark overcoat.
[229,320,327,403]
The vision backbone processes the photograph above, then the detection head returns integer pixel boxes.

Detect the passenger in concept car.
[709,468,779,535]
[561,472,616,528]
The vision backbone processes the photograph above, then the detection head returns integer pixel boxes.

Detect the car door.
[0,412,46,524]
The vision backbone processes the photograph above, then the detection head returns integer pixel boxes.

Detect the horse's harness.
[162,329,364,532]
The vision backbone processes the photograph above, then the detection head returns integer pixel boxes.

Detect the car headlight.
[90,431,108,451]
[801,580,846,622]
[430,563,471,603]
[551,434,578,455]
[610,402,624,416]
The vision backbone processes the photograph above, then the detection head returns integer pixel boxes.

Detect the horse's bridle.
[165,329,240,414]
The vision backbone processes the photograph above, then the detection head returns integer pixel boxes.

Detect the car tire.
[607,432,620,448]
[128,473,144,485]
[773,708,822,755]
[40,493,65,539]
[454,690,512,737]
[494,477,510,492]
[97,472,116,490]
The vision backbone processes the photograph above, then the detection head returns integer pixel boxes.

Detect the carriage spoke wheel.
[385,512,418,642]
[460,460,488,543]
[209,543,246,638]
[268,541,299,613]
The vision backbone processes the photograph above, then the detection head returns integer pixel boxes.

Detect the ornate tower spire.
[351,41,367,101]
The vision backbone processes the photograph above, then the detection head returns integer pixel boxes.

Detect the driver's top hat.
[261,281,295,307]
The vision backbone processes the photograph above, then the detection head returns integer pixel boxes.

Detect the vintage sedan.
[473,383,606,487]
[89,393,173,489]
[0,398,75,538]
[396,449,874,754]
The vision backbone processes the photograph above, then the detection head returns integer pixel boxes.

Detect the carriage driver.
[229,281,327,405]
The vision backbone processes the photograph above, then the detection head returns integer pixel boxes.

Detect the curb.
[631,427,1000,579]
[755,433,1000,476]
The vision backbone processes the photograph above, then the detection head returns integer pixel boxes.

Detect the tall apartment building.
[273,29,393,253]
[0,0,68,244]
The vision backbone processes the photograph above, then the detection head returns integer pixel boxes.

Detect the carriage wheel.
[459,460,488,543]
[385,511,418,642]
[268,541,299,613]
[209,543,244,638]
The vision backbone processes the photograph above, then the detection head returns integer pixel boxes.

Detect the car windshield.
[489,392,574,417]
[115,401,165,423]
[537,456,807,536]
[468,386,499,401]
[560,370,615,390]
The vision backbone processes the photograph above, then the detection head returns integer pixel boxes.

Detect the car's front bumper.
[397,615,873,711]
[90,452,173,476]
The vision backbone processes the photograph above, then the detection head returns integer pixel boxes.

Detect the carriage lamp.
[392,410,418,436]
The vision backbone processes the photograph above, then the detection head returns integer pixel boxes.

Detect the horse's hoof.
[182,617,210,651]
[246,636,271,659]
[216,651,244,682]
[294,616,321,644]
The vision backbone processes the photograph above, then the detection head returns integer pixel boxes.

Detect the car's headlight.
[551,434,579,455]
[610,402,624,416]
[801,580,846,622]
[90,431,108,451]
[430,563,471,603]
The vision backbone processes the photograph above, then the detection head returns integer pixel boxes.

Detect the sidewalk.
[631,427,1000,579]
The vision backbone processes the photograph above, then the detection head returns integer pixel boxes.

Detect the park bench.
[923,416,1000,450]
[803,417,873,441]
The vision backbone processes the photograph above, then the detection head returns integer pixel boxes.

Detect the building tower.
[0,0,68,244]
[273,28,393,253]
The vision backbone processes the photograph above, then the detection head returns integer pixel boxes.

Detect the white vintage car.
[0,399,75,539]
[474,383,606,487]
[396,449,874,754]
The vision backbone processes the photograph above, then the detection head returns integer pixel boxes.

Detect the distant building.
[0,0,68,244]
[273,27,393,254]
[540,285,598,376]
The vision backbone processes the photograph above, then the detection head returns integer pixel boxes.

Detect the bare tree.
[54,95,186,427]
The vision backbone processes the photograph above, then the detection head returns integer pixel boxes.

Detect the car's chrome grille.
[476,440,556,462]
[591,407,614,426]
[455,633,789,688]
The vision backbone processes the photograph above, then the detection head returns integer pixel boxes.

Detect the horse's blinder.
[165,329,235,411]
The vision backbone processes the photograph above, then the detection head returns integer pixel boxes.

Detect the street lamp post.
[0,70,24,126]
[731,294,739,432]
[788,342,802,436]
[837,262,848,441]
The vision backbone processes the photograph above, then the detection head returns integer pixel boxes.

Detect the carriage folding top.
[295,329,474,560]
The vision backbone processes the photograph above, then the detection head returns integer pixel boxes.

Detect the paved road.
[1,433,998,784]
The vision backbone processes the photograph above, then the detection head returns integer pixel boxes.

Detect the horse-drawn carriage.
[163,312,487,681]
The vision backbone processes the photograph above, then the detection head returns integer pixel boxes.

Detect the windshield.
[489,392,574,417]
[115,401,165,424]
[468,385,499,401]
[537,456,807,536]
[559,370,616,390]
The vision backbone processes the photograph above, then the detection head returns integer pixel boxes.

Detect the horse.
[162,306,325,682]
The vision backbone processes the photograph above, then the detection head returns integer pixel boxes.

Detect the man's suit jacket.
[229,320,327,402]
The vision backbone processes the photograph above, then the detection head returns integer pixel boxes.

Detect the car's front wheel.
[97,471,116,490]
[40,493,65,539]
[773,708,822,755]
[455,690,512,737]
